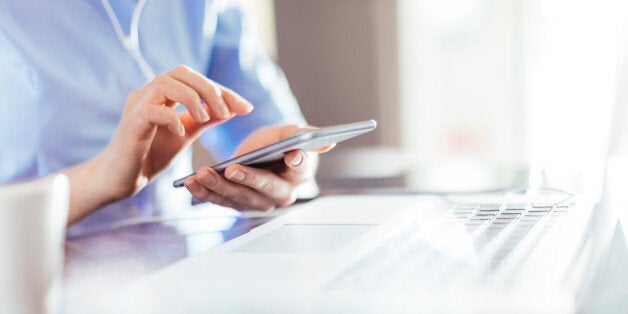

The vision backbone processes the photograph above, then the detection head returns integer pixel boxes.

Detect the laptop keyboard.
[449,202,572,270]
[329,196,575,292]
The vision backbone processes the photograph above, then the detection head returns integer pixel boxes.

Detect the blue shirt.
[0,0,305,234]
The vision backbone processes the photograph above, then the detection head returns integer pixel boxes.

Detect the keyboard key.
[475,212,496,216]
[531,203,555,207]
[493,218,515,224]
[529,206,552,212]
[470,214,494,221]
[502,209,525,214]
[498,212,521,218]
[453,209,474,215]
[504,204,528,210]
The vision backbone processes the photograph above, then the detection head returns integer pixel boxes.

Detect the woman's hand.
[64,65,253,225]
[183,125,333,212]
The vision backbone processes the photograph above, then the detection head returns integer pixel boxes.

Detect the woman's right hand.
[65,65,253,225]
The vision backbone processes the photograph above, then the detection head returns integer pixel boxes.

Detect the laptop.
[95,139,623,313]
[92,45,628,314]
[92,185,609,313]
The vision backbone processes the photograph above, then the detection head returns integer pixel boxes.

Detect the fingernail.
[228,169,246,182]
[198,108,210,122]
[197,169,209,180]
[179,123,186,136]
[290,152,304,167]
[243,102,254,113]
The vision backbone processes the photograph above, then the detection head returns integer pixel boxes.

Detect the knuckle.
[193,191,208,201]
[258,178,276,193]
[163,106,177,119]
[185,182,206,200]
[153,74,168,88]
[199,174,216,187]
[192,93,202,106]
[149,76,168,103]
[242,171,256,185]
[140,104,152,119]
[183,181,194,192]
[174,64,193,75]
[191,186,208,199]
[128,89,142,101]
[210,81,222,95]
[163,105,175,114]
[233,190,250,205]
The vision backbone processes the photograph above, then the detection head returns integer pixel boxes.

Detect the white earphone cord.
[100,0,155,80]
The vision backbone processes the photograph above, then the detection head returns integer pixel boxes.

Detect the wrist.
[94,146,139,202]
[64,154,119,225]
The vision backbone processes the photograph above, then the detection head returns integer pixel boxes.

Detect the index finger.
[168,65,254,118]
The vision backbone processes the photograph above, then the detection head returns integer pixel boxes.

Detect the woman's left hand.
[183,125,333,211]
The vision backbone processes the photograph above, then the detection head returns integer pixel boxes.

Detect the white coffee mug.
[0,175,69,314]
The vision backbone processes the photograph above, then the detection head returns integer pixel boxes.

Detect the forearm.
[61,153,124,226]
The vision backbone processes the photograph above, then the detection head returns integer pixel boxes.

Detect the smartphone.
[172,119,377,187]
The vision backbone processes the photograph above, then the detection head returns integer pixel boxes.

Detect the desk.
[61,191,628,313]
[62,211,281,312]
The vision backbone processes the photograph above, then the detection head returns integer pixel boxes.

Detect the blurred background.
[195,0,628,195]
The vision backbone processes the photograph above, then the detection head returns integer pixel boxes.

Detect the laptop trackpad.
[234,224,375,253]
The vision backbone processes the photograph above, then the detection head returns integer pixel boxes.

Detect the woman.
[0,0,325,233]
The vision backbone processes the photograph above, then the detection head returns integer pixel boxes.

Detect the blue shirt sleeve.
[200,1,306,162]
[0,29,41,183]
